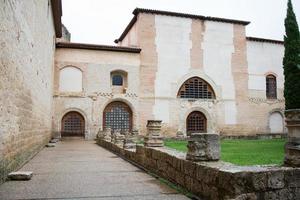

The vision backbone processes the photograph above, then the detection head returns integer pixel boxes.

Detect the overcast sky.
[62,0,300,45]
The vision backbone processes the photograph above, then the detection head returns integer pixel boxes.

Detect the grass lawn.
[164,139,286,166]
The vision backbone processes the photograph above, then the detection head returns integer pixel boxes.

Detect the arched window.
[266,75,277,99]
[186,111,207,135]
[112,74,123,86]
[59,66,82,92]
[103,101,132,132]
[61,111,85,137]
[178,77,215,99]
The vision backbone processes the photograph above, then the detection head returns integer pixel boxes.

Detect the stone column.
[186,133,220,161]
[144,120,164,147]
[284,109,300,167]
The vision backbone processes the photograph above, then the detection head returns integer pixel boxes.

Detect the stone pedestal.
[123,131,136,149]
[186,133,220,161]
[112,130,125,148]
[103,128,112,142]
[144,120,164,147]
[284,109,300,167]
[97,129,105,139]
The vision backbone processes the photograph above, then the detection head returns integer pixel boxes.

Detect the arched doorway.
[269,112,284,133]
[186,111,207,136]
[61,111,85,137]
[103,101,132,132]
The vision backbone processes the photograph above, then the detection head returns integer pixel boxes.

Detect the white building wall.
[154,15,192,123]
[59,67,83,92]
[247,41,284,91]
[202,21,236,125]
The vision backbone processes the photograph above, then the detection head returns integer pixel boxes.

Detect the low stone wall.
[97,139,300,200]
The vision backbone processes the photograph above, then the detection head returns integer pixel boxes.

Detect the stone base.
[46,143,56,147]
[144,136,164,147]
[186,133,220,161]
[50,138,59,143]
[123,138,136,149]
[284,109,300,167]
[8,171,33,180]
[284,143,300,167]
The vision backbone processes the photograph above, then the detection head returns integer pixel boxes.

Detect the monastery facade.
[54,9,286,139]
[0,0,286,181]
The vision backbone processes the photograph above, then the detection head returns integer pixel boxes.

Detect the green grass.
[164,139,286,166]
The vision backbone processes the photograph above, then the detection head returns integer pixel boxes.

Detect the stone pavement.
[0,138,190,200]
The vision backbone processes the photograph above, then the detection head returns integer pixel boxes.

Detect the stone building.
[0,0,286,181]
[54,8,286,139]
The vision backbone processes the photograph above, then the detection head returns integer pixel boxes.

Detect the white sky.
[62,0,300,45]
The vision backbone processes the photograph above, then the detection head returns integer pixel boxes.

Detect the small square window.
[112,75,123,86]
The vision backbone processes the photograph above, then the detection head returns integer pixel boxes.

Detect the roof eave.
[115,8,251,43]
[51,0,62,38]
[56,42,141,53]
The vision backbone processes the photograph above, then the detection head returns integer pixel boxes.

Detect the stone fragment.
[284,109,300,167]
[103,128,112,142]
[123,131,136,149]
[49,138,59,143]
[112,129,125,148]
[186,133,220,161]
[144,120,164,147]
[8,171,33,180]
[176,131,185,138]
[46,143,56,147]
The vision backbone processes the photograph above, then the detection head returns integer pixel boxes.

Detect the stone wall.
[0,0,56,183]
[98,139,300,200]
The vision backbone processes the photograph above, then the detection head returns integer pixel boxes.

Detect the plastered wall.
[54,48,140,139]
[0,0,55,182]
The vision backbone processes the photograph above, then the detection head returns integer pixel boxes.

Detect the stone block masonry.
[98,138,300,200]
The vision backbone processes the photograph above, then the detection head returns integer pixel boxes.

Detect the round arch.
[174,71,220,99]
[177,76,216,99]
[103,101,133,132]
[61,111,85,137]
[180,107,216,136]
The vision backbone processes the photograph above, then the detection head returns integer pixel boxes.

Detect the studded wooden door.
[186,111,207,136]
[103,101,132,132]
[61,111,85,137]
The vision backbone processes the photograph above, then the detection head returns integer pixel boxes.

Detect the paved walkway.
[0,139,189,200]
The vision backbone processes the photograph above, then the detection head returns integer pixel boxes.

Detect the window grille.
[178,77,215,99]
[186,111,207,135]
[61,112,85,136]
[103,101,132,132]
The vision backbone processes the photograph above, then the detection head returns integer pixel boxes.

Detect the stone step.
[8,171,33,181]
[46,143,56,147]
